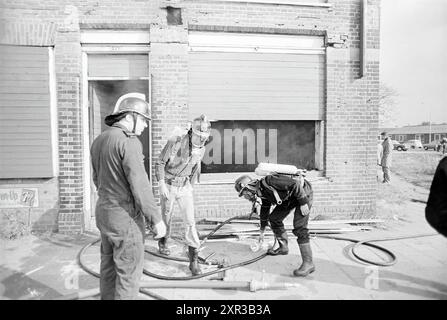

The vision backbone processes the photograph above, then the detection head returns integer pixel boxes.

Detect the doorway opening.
[87,80,150,226]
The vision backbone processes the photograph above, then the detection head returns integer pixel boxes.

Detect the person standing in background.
[380,131,394,183]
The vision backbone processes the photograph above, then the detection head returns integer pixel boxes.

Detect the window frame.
[199,120,324,183]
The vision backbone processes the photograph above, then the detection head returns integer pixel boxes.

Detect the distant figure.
[425,156,447,237]
[380,131,393,183]
[441,137,447,154]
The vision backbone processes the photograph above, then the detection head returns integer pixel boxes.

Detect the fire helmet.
[105,93,151,126]
[235,175,256,197]
[191,114,211,139]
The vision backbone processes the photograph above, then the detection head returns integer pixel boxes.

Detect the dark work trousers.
[98,216,144,300]
[268,180,313,244]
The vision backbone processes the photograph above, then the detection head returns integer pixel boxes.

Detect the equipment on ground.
[254,162,306,177]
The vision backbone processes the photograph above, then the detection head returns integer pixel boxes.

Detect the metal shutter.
[188,33,325,121]
[0,45,54,178]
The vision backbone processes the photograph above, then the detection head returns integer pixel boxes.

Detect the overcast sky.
[380,0,447,127]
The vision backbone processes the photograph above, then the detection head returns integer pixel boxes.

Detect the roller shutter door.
[0,45,54,178]
[188,32,325,120]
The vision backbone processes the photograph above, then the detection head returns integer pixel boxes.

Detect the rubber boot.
[293,242,315,277]
[158,237,171,256]
[188,246,202,276]
[267,232,289,256]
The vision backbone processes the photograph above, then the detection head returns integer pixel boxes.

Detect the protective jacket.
[91,123,162,234]
[155,131,204,184]
[256,174,312,230]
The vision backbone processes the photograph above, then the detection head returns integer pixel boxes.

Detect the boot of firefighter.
[158,237,171,256]
[293,242,315,277]
[188,246,202,276]
[267,232,289,256]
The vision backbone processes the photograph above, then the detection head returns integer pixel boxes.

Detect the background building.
[0,0,381,234]
[387,124,447,144]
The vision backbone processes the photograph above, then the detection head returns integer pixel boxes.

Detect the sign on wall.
[0,188,39,208]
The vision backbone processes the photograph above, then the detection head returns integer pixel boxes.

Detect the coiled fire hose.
[318,233,439,267]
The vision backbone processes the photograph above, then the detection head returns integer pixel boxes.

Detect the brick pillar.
[55,5,84,234]
[150,25,189,185]
[150,23,189,234]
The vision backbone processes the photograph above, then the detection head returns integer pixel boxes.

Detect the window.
[202,120,317,173]
[435,134,441,141]
[398,135,406,142]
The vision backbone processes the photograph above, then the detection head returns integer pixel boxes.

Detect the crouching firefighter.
[155,115,211,275]
[91,93,166,299]
[235,173,315,277]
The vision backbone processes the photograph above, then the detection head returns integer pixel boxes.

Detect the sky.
[380,0,447,127]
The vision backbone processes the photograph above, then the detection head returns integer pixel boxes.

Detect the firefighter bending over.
[235,173,315,277]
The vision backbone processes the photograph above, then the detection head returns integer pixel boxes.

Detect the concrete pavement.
[1,174,446,300]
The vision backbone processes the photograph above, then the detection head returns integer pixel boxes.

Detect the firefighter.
[235,173,315,277]
[155,114,211,275]
[90,93,166,300]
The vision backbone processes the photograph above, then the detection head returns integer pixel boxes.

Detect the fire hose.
[70,213,439,300]
[72,214,276,300]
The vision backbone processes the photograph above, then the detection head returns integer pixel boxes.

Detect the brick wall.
[0,4,62,233]
[183,0,381,220]
[0,0,381,233]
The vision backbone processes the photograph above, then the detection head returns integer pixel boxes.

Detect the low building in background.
[386,124,447,145]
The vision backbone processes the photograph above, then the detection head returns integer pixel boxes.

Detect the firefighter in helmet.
[235,172,315,277]
[91,93,166,299]
[155,114,211,275]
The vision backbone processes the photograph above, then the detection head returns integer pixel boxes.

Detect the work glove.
[159,180,170,199]
[153,220,167,240]
[300,203,310,216]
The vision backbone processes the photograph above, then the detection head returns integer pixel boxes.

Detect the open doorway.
[88,80,151,220]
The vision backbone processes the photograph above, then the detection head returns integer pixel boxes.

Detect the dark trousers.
[269,180,313,244]
[99,219,144,300]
